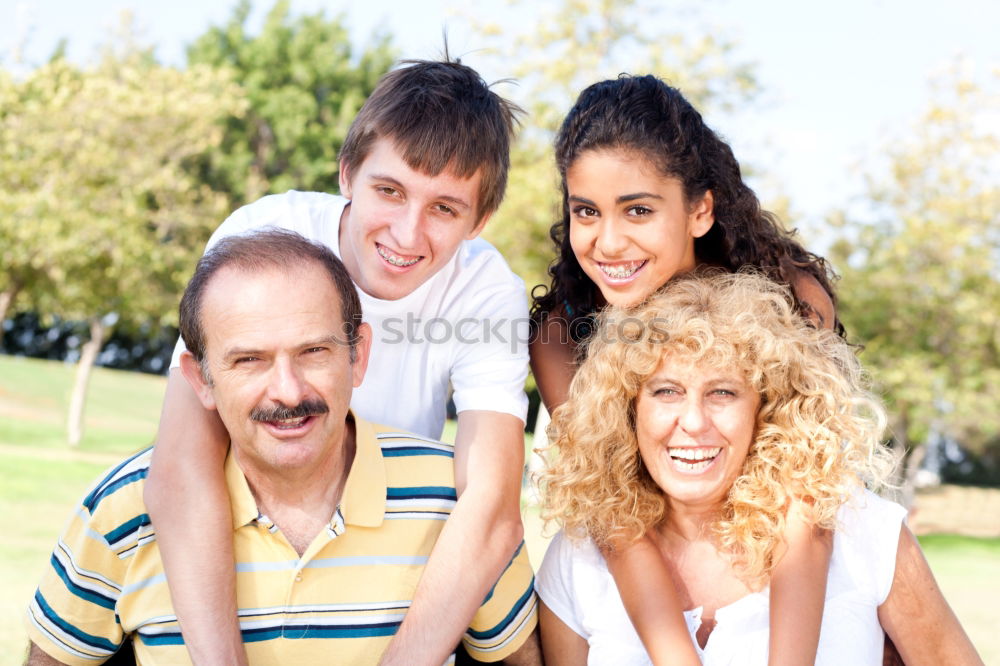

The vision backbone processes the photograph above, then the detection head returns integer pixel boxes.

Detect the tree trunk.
[67,317,107,447]
[0,282,20,333]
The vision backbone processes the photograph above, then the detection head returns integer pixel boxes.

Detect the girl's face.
[567,149,715,307]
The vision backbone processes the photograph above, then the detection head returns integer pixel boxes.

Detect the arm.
[539,601,589,666]
[878,526,983,665]
[25,644,66,666]
[529,314,578,412]
[144,370,247,665]
[767,501,833,666]
[603,538,701,666]
[378,410,526,665]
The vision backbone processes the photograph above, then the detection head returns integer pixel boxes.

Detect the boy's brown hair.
[340,59,521,221]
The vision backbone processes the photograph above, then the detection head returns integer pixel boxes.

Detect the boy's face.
[338,137,490,301]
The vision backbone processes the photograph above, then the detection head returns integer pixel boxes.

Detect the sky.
[2,0,998,246]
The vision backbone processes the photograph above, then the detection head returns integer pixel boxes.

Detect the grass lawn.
[2,354,997,663]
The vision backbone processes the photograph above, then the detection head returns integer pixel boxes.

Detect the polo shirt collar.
[341,414,387,528]
[225,411,387,531]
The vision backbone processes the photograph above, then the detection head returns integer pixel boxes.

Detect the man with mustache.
[25,230,539,665]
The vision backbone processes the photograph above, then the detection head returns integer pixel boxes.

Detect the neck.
[661,499,724,542]
[238,420,356,542]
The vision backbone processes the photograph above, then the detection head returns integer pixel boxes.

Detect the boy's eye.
[433,203,456,216]
[376,186,401,198]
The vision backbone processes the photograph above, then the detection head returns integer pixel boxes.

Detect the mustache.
[250,399,329,422]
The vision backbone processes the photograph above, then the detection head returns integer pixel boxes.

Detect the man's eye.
[234,356,259,364]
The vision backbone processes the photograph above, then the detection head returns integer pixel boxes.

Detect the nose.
[266,357,309,407]
[389,204,423,250]
[678,396,710,435]
[594,219,628,257]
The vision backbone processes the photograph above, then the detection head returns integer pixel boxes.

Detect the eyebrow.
[220,334,346,361]
[568,192,663,207]
[369,173,472,211]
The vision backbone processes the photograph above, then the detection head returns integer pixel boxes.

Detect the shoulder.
[452,237,527,299]
[833,489,907,601]
[789,269,836,330]
[208,190,347,251]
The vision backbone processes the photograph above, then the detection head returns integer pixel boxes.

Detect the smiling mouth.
[668,446,721,472]
[597,260,647,280]
[377,242,421,267]
[268,416,312,430]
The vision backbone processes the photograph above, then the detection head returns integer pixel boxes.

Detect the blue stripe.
[386,486,457,500]
[138,631,184,646]
[50,554,116,610]
[281,622,400,639]
[34,590,121,653]
[381,446,453,458]
[104,514,151,545]
[466,580,535,641]
[86,470,149,512]
[83,449,151,511]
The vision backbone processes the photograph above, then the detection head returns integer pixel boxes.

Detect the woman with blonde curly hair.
[535,272,980,665]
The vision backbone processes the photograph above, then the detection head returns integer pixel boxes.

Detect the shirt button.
[295,574,302,582]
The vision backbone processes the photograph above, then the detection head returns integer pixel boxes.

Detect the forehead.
[351,138,483,199]
[647,350,750,383]
[200,263,343,354]
[567,148,680,194]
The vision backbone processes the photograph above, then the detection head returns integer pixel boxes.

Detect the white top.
[172,190,530,439]
[536,490,906,665]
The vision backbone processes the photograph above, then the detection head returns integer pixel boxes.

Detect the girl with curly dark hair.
[531,75,844,665]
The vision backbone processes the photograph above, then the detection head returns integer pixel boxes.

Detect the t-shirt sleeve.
[462,541,538,662]
[449,253,530,422]
[841,490,908,605]
[24,477,131,664]
[535,530,588,639]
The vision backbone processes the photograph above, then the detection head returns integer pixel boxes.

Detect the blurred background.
[2,0,998,662]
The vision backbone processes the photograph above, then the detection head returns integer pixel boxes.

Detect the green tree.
[462,0,759,291]
[831,64,1000,493]
[0,51,246,446]
[186,0,396,204]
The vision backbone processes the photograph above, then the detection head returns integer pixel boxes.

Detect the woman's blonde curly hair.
[539,271,896,585]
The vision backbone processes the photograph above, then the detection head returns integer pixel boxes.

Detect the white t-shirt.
[536,490,906,665]
[172,190,530,439]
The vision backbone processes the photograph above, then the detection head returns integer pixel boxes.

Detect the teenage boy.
[145,60,535,665]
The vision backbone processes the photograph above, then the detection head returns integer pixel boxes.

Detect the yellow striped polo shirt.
[26,417,537,664]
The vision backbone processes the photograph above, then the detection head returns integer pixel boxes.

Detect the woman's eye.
[571,205,599,219]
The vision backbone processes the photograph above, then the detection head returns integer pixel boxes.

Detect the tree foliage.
[186,0,396,204]
[461,0,760,291]
[0,47,246,443]
[832,64,1000,456]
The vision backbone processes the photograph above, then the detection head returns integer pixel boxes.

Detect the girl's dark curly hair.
[531,74,842,341]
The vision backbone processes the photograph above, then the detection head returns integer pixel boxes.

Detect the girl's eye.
[571,205,599,219]
[627,205,653,217]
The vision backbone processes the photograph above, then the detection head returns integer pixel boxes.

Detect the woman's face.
[566,149,715,308]
[635,355,760,512]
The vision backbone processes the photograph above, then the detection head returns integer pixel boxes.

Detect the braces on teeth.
[378,245,419,267]
[600,261,643,278]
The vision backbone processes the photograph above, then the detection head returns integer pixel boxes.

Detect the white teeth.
[598,260,644,279]
[377,244,420,267]
[668,447,721,462]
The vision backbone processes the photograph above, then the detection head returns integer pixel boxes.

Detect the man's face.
[183,262,370,475]
[338,137,490,301]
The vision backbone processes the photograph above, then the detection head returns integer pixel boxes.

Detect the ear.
[350,322,373,388]
[338,160,353,199]
[465,210,493,240]
[179,351,218,411]
[689,189,715,239]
